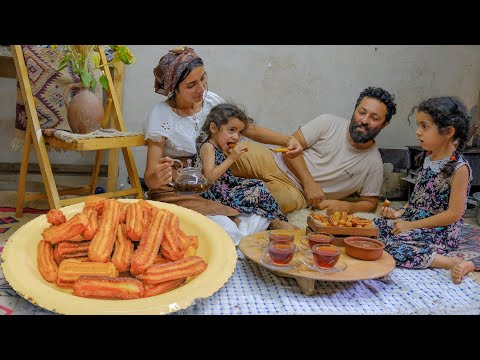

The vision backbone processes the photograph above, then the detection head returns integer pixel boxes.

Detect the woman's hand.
[153,157,174,186]
[391,219,413,235]
[380,206,402,219]
[228,144,249,162]
[284,136,303,158]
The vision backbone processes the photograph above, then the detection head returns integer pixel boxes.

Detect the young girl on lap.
[375,96,475,284]
[195,103,295,231]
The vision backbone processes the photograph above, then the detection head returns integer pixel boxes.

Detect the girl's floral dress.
[374,154,472,268]
[195,142,288,221]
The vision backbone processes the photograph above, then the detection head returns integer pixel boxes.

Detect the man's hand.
[317,200,350,213]
[284,136,303,158]
[391,219,413,235]
[304,181,326,208]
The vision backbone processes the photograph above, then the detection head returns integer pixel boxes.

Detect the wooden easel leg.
[16,122,32,217]
[107,148,118,192]
[12,45,61,210]
[90,150,103,194]
[121,147,143,199]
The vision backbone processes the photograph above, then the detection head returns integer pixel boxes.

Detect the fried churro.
[88,199,120,262]
[111,224,134,273]
[161,214,184,261]
[73,276,144,300]
[54,240,91,265]
[130,209,169,275]
[37,240,58,283]
[137,256,207,285]
[46,209,66,226]
[57,259,119,288]
[143,278,186,297]
[42,213,89,244]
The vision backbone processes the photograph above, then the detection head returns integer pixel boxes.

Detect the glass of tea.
[268,239,297,265]
[308,244,341,269]
[263,230,295,243]
[300,232,334,249]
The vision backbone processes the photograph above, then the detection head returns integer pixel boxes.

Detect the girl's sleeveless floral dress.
[196,142,287,221]
[374,155,471,268]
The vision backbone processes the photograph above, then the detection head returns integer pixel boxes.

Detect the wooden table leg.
[294,277,316,295]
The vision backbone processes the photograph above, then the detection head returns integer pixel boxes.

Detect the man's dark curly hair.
[354,87,397,123]
[407,96,471,178]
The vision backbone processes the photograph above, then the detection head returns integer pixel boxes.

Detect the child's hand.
[228,144,249,162]
[380,206,402,219]
[391,219,413,235]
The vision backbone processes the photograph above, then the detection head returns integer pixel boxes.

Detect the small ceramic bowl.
[344,237,385,261]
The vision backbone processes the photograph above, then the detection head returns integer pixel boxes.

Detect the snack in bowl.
[0,199,238,314]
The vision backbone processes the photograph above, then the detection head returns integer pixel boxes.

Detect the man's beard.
[349,116,382,144]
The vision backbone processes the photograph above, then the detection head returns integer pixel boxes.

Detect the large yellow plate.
[0,200,237,315]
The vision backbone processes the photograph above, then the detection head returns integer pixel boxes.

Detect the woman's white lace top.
[143,91,224,157]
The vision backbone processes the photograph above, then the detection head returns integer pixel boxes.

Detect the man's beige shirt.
[273,114,384,199]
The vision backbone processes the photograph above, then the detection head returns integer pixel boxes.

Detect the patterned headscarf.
[153,47,200,96]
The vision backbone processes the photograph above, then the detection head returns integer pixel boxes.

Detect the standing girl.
[195,103,296,231]
[375,96,475,284]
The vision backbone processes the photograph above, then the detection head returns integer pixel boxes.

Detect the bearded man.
[230,87,397,214]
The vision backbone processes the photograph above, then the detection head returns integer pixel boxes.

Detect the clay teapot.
[169,159,211,195]
[63,83,104,134]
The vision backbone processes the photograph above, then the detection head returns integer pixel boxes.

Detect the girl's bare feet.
[269,219,299,230]
[450,260,475,284]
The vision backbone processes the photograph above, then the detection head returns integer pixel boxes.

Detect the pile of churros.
[37,197,207,300]
[310,211,373,228]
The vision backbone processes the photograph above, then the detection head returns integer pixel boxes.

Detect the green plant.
[53,45,135,91]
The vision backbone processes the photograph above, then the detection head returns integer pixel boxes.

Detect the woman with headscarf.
[143,47,301,242]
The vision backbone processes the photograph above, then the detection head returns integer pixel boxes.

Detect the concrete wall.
[1,45,479,189]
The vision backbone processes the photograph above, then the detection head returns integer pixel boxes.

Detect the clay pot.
[344,236,385,261]
[63,83,104,134]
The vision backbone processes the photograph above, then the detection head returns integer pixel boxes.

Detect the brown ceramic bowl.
[344,237,385,261]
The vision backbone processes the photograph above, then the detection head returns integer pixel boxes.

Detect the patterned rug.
[449,224,480,270]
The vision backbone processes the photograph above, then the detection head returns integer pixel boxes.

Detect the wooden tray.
[307,215,379,238]
[238,230,395,295]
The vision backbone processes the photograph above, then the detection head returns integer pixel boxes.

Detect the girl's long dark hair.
[196,103,253,145]
[408,96,471,178]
